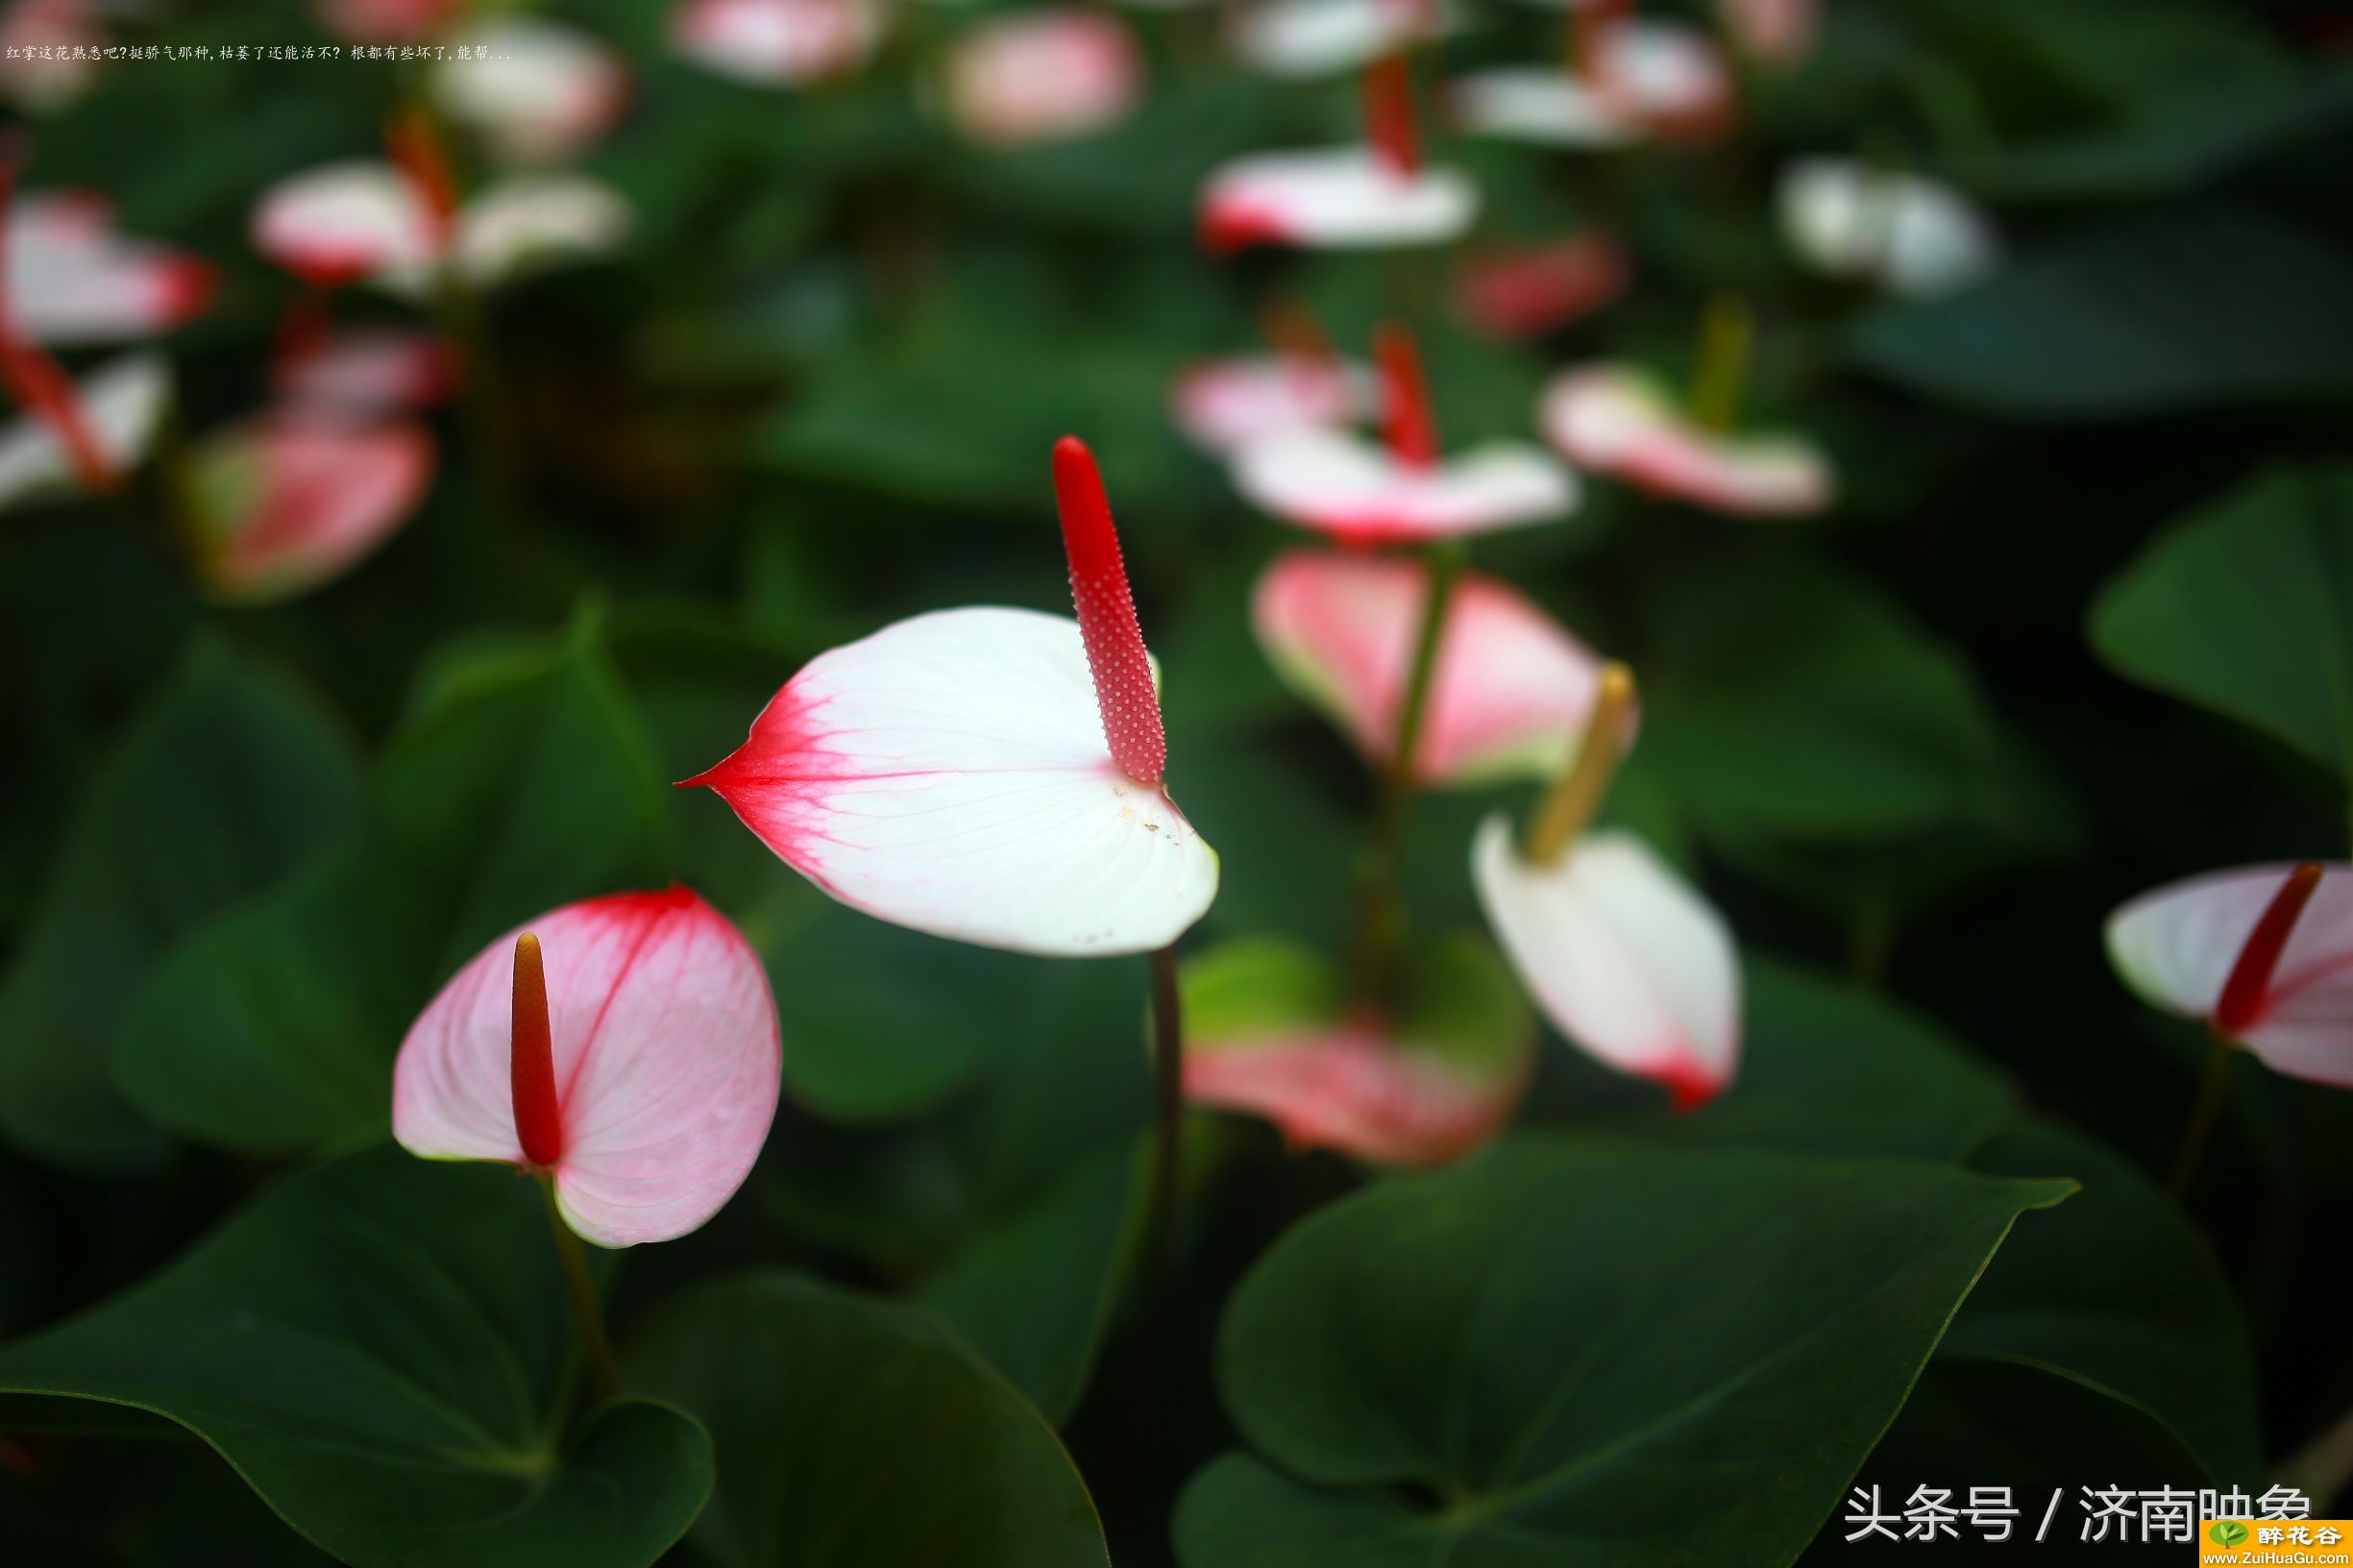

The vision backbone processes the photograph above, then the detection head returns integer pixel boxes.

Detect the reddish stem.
[511,931,564,1168]
[1363,53,1421,178]
[1376,322,1438,470]
[2213,862,2324,1040]
[1053,436,1168,788]
[384,105,460,252]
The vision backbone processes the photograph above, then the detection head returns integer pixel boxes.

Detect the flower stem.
[536,1172,620,1406]
[1351,541,1464,1000]
[1140,942,1186,1274]
[2166,1038,2239,1203]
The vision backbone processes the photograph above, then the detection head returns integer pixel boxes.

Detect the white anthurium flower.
[1234,427,1576,543]
[1198,147,1478,253]
[670,0,884,86]
[5,190,215,346]
[2108,863,2353,1088]
[253,163,629,296]
[1473,818,1741,1107]
[689,439,1218,958]
[944,9,1144,147]
[0,352,168,509]
[1540,361,1833,519]
[431,17,630,164]
[1227,0,1454,81]
[1777,156,1998,299]
[1451,19,1733,148]
[1169,353,1373,455]
[1469,664,1742,1108]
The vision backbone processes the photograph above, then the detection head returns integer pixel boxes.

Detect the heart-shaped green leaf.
[2090,463,2353,781]
[0,635,364,1171]
[1175,1137,2072,1567]
[0,1146,713,1568]
[625,1271,1110,1567]
[110,622,673,1157]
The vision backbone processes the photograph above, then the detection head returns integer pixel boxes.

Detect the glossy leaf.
[2091,464,2353,780]
[625,1271,1111,1567]
[0,1146,714,1568]
[1176,1137,2071,1566]
[0,636,363,1171]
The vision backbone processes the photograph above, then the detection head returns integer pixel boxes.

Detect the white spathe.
[1170,354,1371,455]
[1232,426,1575,543]
[1200,147,1478,251]
[1777,156,1998,299]
[1540,362,1833,518]
[1228,0,1452,80]
[1473,816,1740,1101]
[2107,863,2353,1087]
[0,352,168,508]
[695,606,1220,958]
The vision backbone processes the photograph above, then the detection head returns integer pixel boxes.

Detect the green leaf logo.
[2211,1520,2250,1547]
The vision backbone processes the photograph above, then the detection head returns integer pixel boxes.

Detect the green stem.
[537,1173,620,1406]
[434,263,526,535]
[2166,1038,2239,1203]
[1139,943,1186,1275]
[1687,291,1752,435]
[1350,541,1464,1001]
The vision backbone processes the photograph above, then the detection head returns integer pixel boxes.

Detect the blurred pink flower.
[187,414,436,604]
[0,0,104,110]
[316,0,459,45]
[688,438,1218,957]
[1169,353,1371,454]
[393,888,782,1248]
[1226,0,1450,80]
[0,353,166,506]
[670,0,882,87]
[273,328,453,416]
[1254,549,1620,787]
[6,190,214,345]
[252,160,630,294]
[1451,18,1734,148]
[1456,233,1632,340]
[1541,361,1833,518]
[431,17,630,163]
[945,10,1143,147]
[2109,863,2353,1087]
[1718,0,1816,66]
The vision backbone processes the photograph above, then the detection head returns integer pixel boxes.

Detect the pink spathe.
[392,888,783,1248]
[1186,1016,1521,1166]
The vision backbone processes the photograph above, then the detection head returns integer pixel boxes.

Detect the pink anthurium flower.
[0,0,105,111]
[317,0,459,44]
[1719,0,1816,66]
[1182,936,1532,1166]
[184,413,436,604]
[669,0,883,86]
[1169,352,1372,455]
[1233,323,1576,544]
[1457,233,1632,340]
[1254,548,1620,787]
[1199,53,1477,253]
[274,328,453,416]
[944,10,1143,147]
[1540,361,1833,518]
[1471,666,1743,1107]
[1777,156,1998,299]
[2108,863,2351,1087]
[688,438,1218,957]
[6,190,214,345]
[1227,0,1452,81]
[252,160,629,297]
[1450,15,1733,148]
[393,888,782,1248]
[430,17,630,165]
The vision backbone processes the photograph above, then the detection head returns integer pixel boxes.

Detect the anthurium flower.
[1457,233,1632,340]
[944,10,1143,147]
[393,888,782,1248]
[1471,666,1742,1107]
[1182,935,1532,1165]
[0,352,166,507]
[184,414,435,604]
[1233,323,1576,543]
[6,190,214,345]
[1170,353,1371,455]
[1227,0,1452,81]
[670,0,883,85]
[689,438,1217,957]
[0,0,105,110]
[1540,361,1832,518]
[274,329,453,416]
[431,17,630,164]
[1718,0,1815,65]
[1777,156,1998,299]
[1254,548,1619,786]
[1199,54,1476,252]
[2108,863,2350,1087]
[317,0,458,44]
[1450,18,1733,148]
[252,162,630,296]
